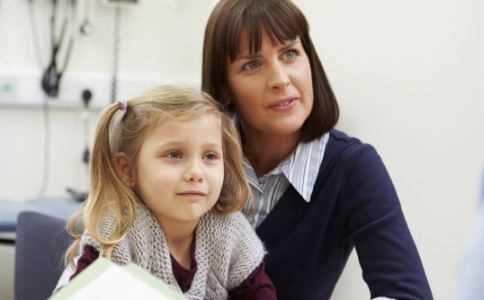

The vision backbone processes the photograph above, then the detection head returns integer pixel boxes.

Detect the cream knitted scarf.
[80,204,265,300]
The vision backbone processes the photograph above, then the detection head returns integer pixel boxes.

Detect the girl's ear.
[113,152,136,187]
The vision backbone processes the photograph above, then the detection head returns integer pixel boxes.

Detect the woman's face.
[227,31,314,140]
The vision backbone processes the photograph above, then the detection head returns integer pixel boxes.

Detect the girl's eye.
[241,60,261,72]
[204,152,221,161]
[282,49,299,62]
[165,151,183,160]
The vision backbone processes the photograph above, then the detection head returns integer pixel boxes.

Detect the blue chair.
[14,211,73,300]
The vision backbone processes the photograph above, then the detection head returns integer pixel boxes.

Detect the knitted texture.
[80,204,265,300]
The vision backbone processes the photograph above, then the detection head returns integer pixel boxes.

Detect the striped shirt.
[242,133,329,228]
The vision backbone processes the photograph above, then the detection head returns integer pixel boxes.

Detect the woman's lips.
[268,97,297,112]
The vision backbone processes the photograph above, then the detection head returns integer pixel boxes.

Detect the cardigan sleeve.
[341,144,433,300]
[51,245,99,295]
[70,245,100,280]
[228,261,277,300]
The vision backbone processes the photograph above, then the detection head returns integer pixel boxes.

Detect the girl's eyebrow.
[154,141,222,150]
[201,142,223,150]
[155,141,183,148]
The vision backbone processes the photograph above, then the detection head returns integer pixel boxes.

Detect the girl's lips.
[177,192,207,202]
[177,192,206,196]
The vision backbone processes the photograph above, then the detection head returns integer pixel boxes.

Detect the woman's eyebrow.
[234,39,299,61]
[236,52,262,61]
[279,39,298,52]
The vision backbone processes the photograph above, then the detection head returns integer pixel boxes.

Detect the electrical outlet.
[0,71,112,108]
[0,75,19,103]
[57,73,171,108]
[0,70,46,106]
[58,74,112,108]
[0,70,194,108]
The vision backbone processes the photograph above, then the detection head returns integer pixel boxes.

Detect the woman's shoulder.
[327,129,364,150]
[324,129,381,170]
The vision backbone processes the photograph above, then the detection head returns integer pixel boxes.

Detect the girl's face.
[133,114,224,229]
[227,31,314,140]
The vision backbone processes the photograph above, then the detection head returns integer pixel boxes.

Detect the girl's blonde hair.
[65,85,249,265]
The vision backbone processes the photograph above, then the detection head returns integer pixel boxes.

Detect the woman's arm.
[342,144,433,300]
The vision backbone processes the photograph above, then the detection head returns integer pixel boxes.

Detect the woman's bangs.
[225,1,305,61]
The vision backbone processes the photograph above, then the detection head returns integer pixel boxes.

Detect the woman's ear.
[113,152,136,187]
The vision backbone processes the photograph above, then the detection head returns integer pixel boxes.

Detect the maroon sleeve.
[69,245,100,281]
[228,261,278,300]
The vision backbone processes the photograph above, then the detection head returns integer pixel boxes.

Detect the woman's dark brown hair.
[202,0,339,142]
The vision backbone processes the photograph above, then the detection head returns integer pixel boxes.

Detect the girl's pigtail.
[64,102,137,264]
[84,103,136,257]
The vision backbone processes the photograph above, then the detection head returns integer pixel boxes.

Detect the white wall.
[1,0,483,299]
[299,1,484,299]
[0,0,213,199]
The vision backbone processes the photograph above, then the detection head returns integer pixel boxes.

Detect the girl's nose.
[184,172,203,183]
[183,161,204,183]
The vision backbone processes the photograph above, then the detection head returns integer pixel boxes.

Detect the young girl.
[55,86,277,299]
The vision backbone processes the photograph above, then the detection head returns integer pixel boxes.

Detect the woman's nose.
[268,62,290,90]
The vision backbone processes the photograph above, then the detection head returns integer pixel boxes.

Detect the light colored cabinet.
[0,244,14,300]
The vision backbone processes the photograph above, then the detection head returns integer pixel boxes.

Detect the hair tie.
[118,99,128,112]
[109,100,128,153]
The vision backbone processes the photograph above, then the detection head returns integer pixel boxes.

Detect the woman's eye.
[282,49,299,62]
[241,60,261,72]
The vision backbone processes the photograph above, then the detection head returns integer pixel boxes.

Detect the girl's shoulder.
[198,211,265,260]
[200,211,255,238]
[199,211,266,290]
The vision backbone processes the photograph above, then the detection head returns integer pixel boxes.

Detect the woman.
[201,0,433,299]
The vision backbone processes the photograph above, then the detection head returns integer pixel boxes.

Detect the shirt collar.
[243,133,329,202]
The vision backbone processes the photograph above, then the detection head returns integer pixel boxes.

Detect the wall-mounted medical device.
[40,0,77,98]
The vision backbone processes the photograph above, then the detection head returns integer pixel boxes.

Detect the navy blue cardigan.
[257,130,432,300]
